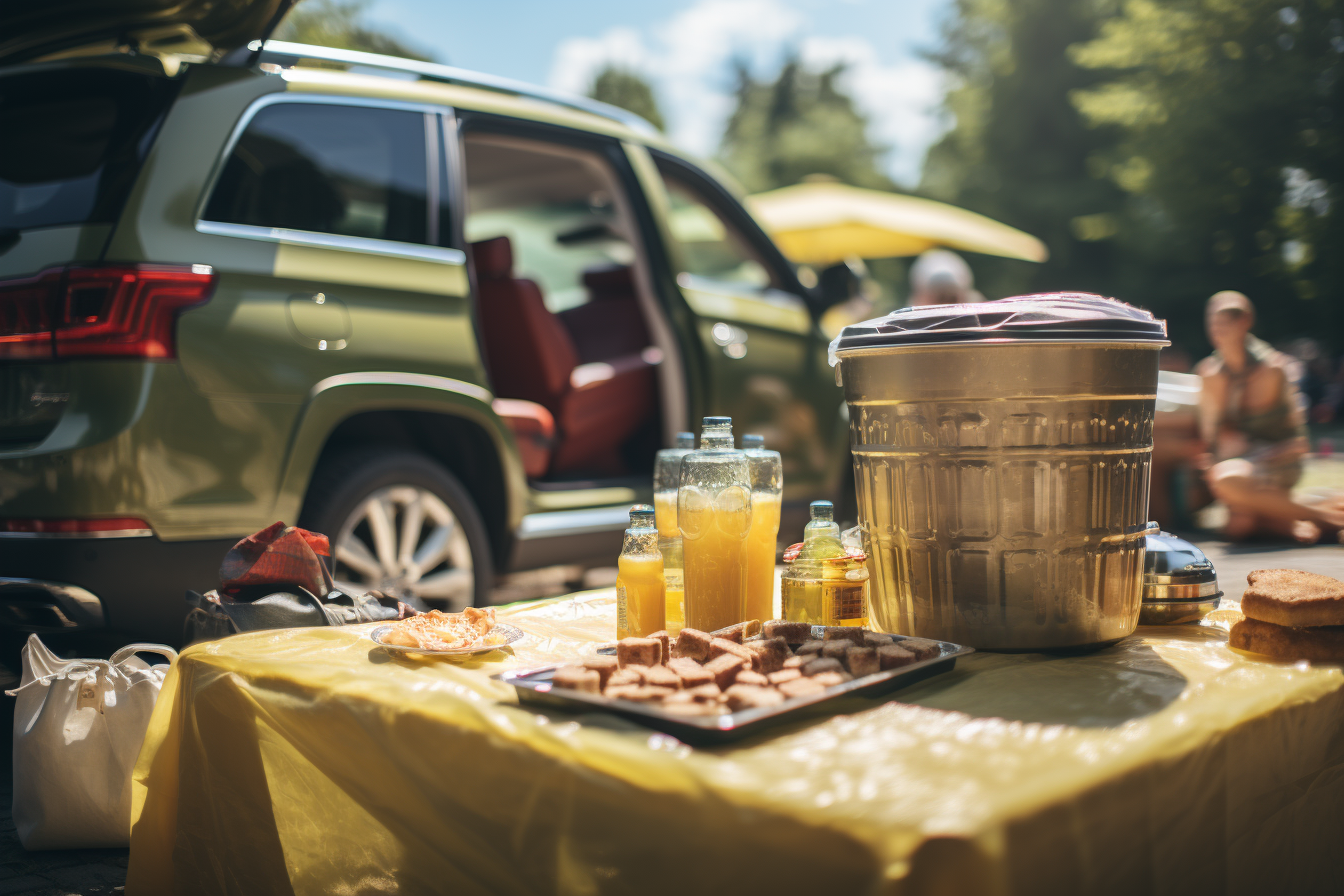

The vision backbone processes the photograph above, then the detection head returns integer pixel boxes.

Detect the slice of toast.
[1241,569,1344,628]
[1229,616,1344,663]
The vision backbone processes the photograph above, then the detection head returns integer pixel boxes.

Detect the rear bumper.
[0,534,238,645]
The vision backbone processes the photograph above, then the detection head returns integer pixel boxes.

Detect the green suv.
[0,3,850,644]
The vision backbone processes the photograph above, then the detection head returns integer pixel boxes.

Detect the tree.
[275,0,436,62]
[588,67,665,131]
[1071,0,1344,347]
[718,55,892,193]
[920,0,1127,304]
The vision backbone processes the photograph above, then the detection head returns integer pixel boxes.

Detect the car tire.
[298,449,493,611]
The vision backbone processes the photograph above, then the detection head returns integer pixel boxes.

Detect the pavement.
[0,537,1339,895]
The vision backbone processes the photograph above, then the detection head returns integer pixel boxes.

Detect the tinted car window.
[0,68,179,232]
[204,103,429,245]
[656,164,774,290]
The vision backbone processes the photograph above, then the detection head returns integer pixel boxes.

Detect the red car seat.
[559,265,651,363]
[472,237,656,476]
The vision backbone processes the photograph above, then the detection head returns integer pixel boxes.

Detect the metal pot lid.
[829,293,1168,359]
[1143,530,1221,602]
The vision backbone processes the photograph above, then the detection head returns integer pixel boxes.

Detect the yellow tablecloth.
[127,593,1344,896]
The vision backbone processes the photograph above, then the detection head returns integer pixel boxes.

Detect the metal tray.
[495,635,973,745]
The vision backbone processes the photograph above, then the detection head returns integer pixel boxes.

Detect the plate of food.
[495,620,971,744]
[370,607,523,656]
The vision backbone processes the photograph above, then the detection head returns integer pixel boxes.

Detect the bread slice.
[1241,569,1344,628]
[1229,616,1344,663]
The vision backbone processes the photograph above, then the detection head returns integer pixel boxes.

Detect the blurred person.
[908,249,984,306]
[818,257,876,338]
[1196,291,1344,542]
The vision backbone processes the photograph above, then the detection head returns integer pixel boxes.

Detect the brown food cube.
[822,627,867,646]
[552,665,601,693]
[777,676,825,699]
[763,620,813,645]
[796,640,825,656]
[708,637,754,663]
[863,632,894,648]
[898,638,941,661]
[648,630,671,664]
[703,653,748,689]
[723,684,785,711]
[877,644,916,670]
[603,684,641,700]
[782,655,806,669]
[744,637,791,674]
[617,638,662,668]
[846,646,880,677]
[643,665,683,690]
[606,667,643,688]
[667,658,714,688]
[685,683,723,702]
[768,668,802,685]
[802,656,844,677]
[820,640,851,661]
[672,628,712,661]
[614,685,676,703]
[582,655,619,688]
[710,622,746,643]
[811,670,853,688]
[734,670,770,687]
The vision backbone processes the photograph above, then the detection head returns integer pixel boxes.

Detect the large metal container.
[831,295,1168,649]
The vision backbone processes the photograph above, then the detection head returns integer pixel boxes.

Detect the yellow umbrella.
[746,181,1049,266]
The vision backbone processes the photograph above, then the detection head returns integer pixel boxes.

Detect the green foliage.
[920,0,1128,304]
[1072,0,1344,348]
[718,56,892,193]
[587,67,665,131]
[275,0,436,62]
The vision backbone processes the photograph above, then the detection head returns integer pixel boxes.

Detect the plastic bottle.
[653,432,695,633]
[616,504,665,639]
[740,433,782,622]
[679,417,752,632]
[780,501,868,626]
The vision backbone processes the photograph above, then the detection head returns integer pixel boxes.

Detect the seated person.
[1196,291,1344,542]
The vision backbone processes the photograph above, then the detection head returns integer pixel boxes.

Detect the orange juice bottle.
[654,433,695,633]
[616,505,665,639]
[741,433,782,622]
[680,417,752,632]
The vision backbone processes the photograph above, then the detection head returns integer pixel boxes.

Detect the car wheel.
[299,449,492,612]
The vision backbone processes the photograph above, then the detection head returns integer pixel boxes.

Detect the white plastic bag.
[6,634,176,849]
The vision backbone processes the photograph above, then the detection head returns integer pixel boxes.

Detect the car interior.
[461,131,681,483]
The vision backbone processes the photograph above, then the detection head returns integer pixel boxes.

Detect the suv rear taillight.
[0,264,216,361]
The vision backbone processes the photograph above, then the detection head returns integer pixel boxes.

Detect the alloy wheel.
[331,485,474,611]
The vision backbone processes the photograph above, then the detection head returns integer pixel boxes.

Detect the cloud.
[547,0,948,187]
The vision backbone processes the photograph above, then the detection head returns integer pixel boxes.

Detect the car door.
[648,153,844,508]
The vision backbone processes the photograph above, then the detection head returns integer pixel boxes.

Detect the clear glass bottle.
[679,417,752,632]
[616,504,665,639]
[654,432,695,633]
[780,501,868,626]
[741,433,782,622]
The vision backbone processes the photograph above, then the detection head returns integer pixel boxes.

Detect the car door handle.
[711,321,748,359]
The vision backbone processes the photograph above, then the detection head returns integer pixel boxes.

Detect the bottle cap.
[629,504,655,524]
[702,416,732,427]
[675,431,695,448]
[809,500,834,520]
[741,434,765,449]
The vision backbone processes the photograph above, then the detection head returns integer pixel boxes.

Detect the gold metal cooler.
[831,295,1168,649]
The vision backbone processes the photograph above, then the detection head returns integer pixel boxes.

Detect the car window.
[656,164,774,291]
[463,134,634,313]
[203,103,429,245]
[0,68,179,232]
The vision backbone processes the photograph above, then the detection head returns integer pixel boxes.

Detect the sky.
[362,0,951,187]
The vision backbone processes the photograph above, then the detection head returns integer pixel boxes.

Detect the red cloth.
[219,522,333,597]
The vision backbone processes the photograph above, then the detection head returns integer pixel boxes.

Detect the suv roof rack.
[252,40,658,137]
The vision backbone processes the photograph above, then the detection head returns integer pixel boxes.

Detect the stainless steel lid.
[1140,531,1222,624]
